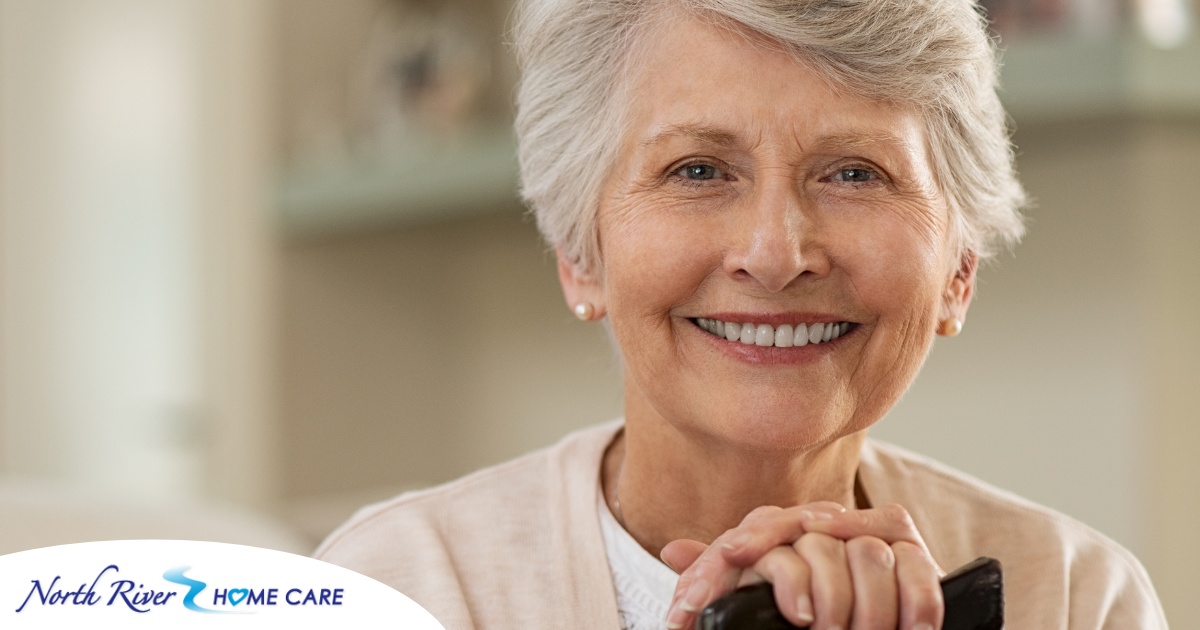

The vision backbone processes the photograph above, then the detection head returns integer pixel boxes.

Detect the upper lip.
[694,312,853,326]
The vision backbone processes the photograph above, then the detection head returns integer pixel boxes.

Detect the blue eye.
[832,167,877,183]
[677,163,722,180]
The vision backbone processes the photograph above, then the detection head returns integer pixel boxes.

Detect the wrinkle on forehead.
[641,121,913,147]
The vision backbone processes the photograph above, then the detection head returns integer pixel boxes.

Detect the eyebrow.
[810,130,916,154]
[640,123,741,148]
[639,123,916,155]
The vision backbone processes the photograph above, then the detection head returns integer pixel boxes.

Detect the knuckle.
[758,547,804,582]
[807,500,846,512]
[891,540,937,573]
[795,531,842,557]
[690,546,730,575]
[879,503,915,529]
[743,505,782,524]
[910,583,945,616]
[847,536,894,569]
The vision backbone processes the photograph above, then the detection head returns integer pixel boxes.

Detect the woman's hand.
[661,503,943,630]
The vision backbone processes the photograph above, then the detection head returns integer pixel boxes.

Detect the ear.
[938,250,978,335]
[556,249,606,319]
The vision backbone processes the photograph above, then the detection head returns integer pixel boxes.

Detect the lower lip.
[690,319,854,365]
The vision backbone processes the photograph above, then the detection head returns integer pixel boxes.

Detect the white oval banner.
[0,540,445,628]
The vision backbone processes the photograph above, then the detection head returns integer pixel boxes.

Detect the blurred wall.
[0,0,279,507]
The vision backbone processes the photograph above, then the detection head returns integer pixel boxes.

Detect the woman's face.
[562,16,975,452]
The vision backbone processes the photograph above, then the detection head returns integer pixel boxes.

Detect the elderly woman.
[317,0,1166,628]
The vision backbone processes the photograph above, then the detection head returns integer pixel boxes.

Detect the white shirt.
[597,490,680,630]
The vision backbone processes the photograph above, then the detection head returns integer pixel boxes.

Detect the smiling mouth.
[692,318,854,348]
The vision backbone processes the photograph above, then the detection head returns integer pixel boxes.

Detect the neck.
[604,409,866,560]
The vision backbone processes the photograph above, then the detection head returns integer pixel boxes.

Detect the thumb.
[660,539,708,574]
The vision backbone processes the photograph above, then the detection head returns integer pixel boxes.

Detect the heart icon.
[228,589,249,606]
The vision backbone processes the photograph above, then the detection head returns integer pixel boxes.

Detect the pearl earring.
[573,302,595,321]
[939,318,963,337]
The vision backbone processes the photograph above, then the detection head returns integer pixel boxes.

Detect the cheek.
[839,199,949,309]
[837,208,949,378]
[599,200,720,318]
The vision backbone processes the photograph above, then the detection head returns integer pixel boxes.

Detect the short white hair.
[514,0,1027,273]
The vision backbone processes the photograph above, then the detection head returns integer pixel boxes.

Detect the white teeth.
[755,324,774,347]
[696,318,852,348]
[775,324,793,348]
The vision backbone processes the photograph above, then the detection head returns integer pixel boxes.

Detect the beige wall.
[0,0,279,506]
[279,210,622,500]
[1137,119,1200,626]
[0,0,306,557]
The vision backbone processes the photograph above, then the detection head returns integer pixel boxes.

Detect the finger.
[666,532,744,630]
[721,502,847,565]
[740,504,785,525]
[666,506,790,623]
[735,569,766,587]
[892,541,943,630]
[661,539,708,573]
[750,545,815,627]
[845,536,898,630]
[794,533,852,630]
[799,503,931,555]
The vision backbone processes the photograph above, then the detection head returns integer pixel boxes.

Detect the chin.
[692,399,855,456]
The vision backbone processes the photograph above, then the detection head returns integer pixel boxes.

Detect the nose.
[724,178,827,292]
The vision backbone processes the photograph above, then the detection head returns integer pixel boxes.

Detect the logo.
[0,540,446,627]
[15,564,345,615]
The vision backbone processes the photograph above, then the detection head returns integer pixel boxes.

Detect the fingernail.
[678,580,710,613]
[666,602,688,628]
[794,594,814,624]
[800,509,833,521]
[914,624,934,630]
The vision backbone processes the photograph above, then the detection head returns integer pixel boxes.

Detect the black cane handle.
[696,556,1003,630]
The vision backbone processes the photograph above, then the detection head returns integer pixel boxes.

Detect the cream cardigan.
[316,421,1166,629]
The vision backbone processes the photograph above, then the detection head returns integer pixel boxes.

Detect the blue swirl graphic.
[162,566,230,614]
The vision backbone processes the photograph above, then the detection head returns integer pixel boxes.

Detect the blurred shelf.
[999,32,1200,122]
[278,126,519,236]
[278,36,1200,235]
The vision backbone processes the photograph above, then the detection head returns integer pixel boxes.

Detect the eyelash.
[824,164,884,187]
[665,160,886,189]
[668,160,731,187]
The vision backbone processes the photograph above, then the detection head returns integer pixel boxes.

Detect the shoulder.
[313,420,623,628]
[316,419,619,562]
[860,439,1167,628]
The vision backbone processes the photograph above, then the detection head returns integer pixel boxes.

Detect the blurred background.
[0,0,1197,624]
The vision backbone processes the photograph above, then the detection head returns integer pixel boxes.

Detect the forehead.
[622,14,928,159]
